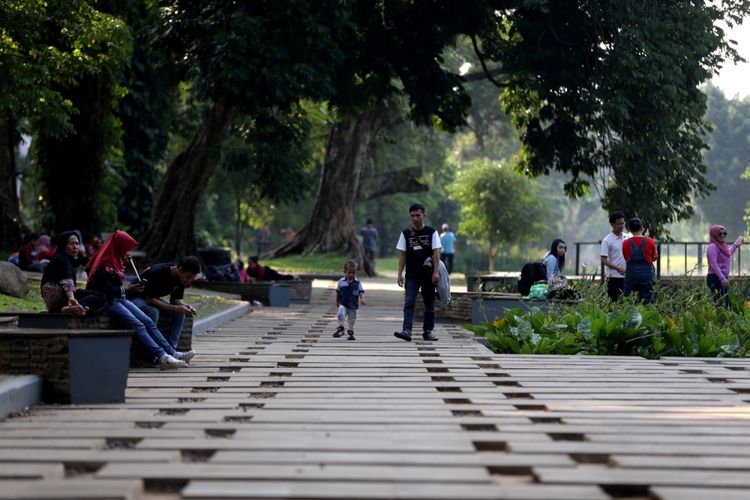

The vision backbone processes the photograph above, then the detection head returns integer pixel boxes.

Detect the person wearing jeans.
[128,256,201,350]
[394,203,442,342]
[86,230,193,369]
[107,298,178,361]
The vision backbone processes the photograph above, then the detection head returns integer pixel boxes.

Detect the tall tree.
[485,0,750,237]
[0,0,127,246]
[449,159,549,271]
[26,1,131,237]
[139,0,355,261]
[115,0,180,239]
[701,85,750,236]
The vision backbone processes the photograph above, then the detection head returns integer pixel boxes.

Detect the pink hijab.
[709,225,730,257]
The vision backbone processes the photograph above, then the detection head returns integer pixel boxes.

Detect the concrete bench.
[0,328,132,404]
[0,312,192,351]
[0,312,193,363]
[412,291,548,323]
[192,279,313,306]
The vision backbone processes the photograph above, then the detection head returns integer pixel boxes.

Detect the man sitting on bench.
[128,256,201,350]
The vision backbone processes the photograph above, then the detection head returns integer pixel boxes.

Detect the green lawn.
[0,280,241,317]
[267,253,399,275]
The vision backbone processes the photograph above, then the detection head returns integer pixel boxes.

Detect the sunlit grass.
[0,279,241,317]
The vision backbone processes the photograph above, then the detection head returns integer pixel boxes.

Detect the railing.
[573,241,746,278]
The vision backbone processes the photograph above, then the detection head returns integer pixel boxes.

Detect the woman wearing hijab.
[86,230,193,370]
[706,225,744,306]
[40,231,105,315]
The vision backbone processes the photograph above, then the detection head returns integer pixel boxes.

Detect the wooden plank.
[0,479,143,500]
[181,481,608,499]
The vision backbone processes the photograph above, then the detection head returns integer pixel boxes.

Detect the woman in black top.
[40,231,104,315]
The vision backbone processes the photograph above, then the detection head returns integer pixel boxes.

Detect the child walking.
[334,260,366,341]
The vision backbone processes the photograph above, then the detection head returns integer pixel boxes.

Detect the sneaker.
[422,331,439,341]
[173,350,196,363]
[394,330,412,342]
[333,326,346,338]
[347,330,355,341]
[159,354,187,370]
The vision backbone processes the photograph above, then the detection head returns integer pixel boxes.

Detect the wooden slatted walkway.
[1,279,750,499]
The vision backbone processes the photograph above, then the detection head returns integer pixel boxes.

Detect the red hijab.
[709,224,730,257]
[86,230,138,277]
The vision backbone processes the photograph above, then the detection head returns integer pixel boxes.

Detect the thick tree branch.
[470,34,507,88]
[361,166,429,200]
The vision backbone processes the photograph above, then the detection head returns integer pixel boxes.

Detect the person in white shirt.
[600,211,627,301]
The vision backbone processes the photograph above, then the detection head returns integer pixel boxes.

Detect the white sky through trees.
[712,20,750,99]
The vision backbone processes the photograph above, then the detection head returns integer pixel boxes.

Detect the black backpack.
[518,262,547,296]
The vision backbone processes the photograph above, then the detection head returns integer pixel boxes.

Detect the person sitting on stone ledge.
[86,230,193,370]
[41,231,107,316]
[127,255,201,351]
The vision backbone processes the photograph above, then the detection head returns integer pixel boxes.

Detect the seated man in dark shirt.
[127,255,201,349]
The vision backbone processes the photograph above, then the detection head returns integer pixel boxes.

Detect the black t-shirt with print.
[402,226,437,277]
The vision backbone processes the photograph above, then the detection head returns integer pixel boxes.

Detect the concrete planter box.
[192,279,314,306]
[0,329,132,404]
[470,296,549,324]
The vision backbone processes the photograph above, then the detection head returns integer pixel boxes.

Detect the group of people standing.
[40,230,200,370]
[599,212,744,305]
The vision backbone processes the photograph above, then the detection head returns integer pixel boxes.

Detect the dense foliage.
[466,279,750,358]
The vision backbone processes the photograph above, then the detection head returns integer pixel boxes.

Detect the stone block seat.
[0,327,132,404]
[191,279,313,306]
[0,312,193,368]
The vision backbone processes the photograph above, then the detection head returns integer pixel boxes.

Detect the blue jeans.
[131,297,185,349]
[624,264,656,304]
[707,274,729,307]
[106,298,175,359]
[403,274,435,333]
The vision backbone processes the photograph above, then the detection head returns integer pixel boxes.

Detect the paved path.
[1,279,750,499]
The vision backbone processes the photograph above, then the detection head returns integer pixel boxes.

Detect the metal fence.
[573,241,747,278]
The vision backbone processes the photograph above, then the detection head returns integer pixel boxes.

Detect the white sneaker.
[159,354,187,370]
[173,350,196,363]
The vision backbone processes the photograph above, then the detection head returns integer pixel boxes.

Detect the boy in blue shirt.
[334,260,366,341]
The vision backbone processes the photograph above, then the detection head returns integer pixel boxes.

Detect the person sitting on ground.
[543,239,567,279]
[18,233,45,272]
[85,235,102,259]
[40,231,106,316]
[236,259,250,283]
[86,230,193,370]
[127,255,201,351]
[333,260,366,341]
[246,256,294,281]
[35,234,56,261]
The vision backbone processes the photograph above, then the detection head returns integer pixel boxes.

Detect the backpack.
[518,262,547,296]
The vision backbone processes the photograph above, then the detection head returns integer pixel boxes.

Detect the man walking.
[600,211,627,301]
[439,223,456,274]
[395,203,441,342]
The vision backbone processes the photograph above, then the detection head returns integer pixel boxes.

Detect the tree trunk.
[271,101,397,276]
[139,98,236,262]
[0,116,21,249]
[35,75,117,237]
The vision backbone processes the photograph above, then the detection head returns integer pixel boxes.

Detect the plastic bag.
[527,283,548,300]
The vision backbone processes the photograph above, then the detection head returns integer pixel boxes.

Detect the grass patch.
[0,288,46,312]
[1,280,242,317]
[266,253,400,275]
[184,293,244,317]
